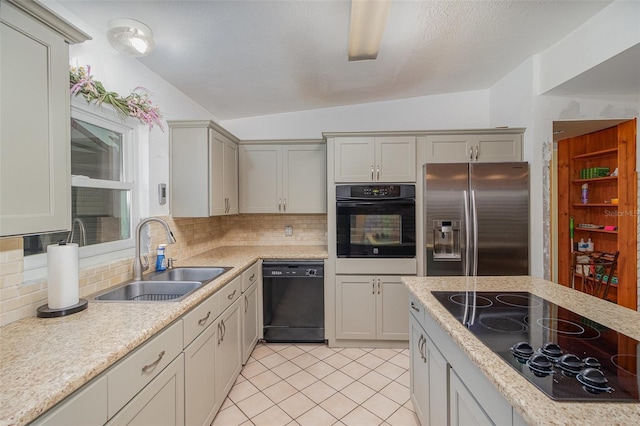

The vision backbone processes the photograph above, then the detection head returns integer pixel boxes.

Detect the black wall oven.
[336,184,416,258]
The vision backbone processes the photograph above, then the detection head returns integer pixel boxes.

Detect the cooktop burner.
[432,291,639,402]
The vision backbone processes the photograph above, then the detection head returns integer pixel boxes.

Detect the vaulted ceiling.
[59,1,619,120]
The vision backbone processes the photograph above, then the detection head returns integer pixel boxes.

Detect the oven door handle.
[336,200,415,207]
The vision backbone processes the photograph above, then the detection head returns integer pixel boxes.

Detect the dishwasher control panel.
[262,261,324,278]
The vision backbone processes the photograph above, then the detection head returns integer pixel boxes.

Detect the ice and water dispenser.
[432,220,461,261]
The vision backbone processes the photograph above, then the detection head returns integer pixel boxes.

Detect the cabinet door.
[32,375,107,426]
[376,276,409,340]
[241,282,259,364]
[475,134,522,162]
[184,321,218,426]
[239,145,282,213]
[423,135,474,164]
[335,275,376,340]
[334,137,376,182]
[107,354,185,426]
[224,139,239,214]
[426,335,448,426]
[282,144,326,213]
[375,137,416,182]
[215,298,242,407]
[209,129,226,216]
[409,318,429,426]
[1,3,70,236]
[170,126,210,217]
[449,369,493,426]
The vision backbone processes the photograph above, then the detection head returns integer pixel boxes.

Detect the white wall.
[537,0,640,95]
[220,90,490,140]
[45,1,218,219]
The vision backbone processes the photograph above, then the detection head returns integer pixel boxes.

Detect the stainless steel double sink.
[92,267,232,303]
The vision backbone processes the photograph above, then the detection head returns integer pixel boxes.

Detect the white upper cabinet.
[168,120,239,217]
[239,142,326,214]
[421,132,523,164]
[334,136,416,183]
[0,0,89,236]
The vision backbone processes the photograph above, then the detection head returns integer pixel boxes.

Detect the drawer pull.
[227,289,237,300]
[198,311,211,326]
[249,273,255,282]
[411,302,420,312]
[142,350,165,373]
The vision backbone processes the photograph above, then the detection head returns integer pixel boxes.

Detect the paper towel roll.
[47,242,79,309]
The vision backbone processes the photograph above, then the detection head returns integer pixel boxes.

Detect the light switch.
[285,225,293,236]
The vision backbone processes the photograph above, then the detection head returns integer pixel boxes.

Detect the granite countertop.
[0,245,327,426]
[403,276,640,426]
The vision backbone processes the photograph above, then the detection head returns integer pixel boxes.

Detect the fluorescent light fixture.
[348,0,391,62]
[107,18,155,57]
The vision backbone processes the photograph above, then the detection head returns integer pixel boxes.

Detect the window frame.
[23,99,140,281]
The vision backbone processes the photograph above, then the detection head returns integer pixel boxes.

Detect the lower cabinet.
[215,297,243,407]
[184,320,218,426]
[336,275,409,341]
[106,354,185,426]
[241,281,259,364]
[409,296,517,426]
[449,369,492,426]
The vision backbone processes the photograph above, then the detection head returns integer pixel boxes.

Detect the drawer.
[107,320,183,418]
[183,291,220,347]
[242,261,261,292]
[409,292,425,326]
[219,275,242,313]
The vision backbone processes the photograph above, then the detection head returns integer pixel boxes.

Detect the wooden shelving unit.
[557,119,637,310]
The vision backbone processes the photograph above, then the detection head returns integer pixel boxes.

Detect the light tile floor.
[212,342,419,426]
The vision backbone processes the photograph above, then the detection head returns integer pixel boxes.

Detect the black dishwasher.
[262,260,325,343]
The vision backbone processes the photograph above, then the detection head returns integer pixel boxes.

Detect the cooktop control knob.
[511,341,534,359]
[540,342,563,360]
[557,354,583,373]
[582,357,602,369]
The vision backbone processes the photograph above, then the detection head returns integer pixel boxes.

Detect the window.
[23,102,138,278]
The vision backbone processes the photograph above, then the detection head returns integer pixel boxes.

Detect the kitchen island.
[403,276,640,426]
[0,245,327,426]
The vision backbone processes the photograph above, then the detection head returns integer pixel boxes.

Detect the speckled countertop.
[403,276,640,426]
[0,245,327,426]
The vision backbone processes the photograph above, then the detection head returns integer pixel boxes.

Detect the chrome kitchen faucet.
[133,217,176,280]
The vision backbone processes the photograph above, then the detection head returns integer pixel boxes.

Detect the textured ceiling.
[59,0,615,120]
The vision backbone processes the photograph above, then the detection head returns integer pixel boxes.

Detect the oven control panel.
[336,184,415,199]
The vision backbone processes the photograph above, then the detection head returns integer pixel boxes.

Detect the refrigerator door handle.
[471,190,479,276]
[463,190,471,277]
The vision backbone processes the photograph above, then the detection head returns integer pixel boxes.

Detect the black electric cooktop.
[432,291,639,402]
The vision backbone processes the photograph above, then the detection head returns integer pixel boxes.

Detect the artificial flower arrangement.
[70,65,164,131]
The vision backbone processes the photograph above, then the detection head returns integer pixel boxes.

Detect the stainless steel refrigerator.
[424,162,529,276]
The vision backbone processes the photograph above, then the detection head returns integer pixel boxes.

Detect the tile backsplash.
[0,214,327,326]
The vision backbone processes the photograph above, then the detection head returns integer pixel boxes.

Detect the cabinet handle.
[421,336,427,363]
[376,165,380,181]
[245,295,248,313]
[283,198,286,212]
[377,278,381,294]
[372,279,375,294]
[371,165,374,181]
[411,301,420,312]
[249,273,255,282]
[198,311,211,326]
[469,147,474,161]
[474,146,479,161]
[217,323,222,345]
[417,335,424,360]
[221,319,226,341]
[278,198,282,211]
[227,289,237,300]
[142,350,165,373]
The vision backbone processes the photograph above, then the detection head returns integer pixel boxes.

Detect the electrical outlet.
[284,225,293,236]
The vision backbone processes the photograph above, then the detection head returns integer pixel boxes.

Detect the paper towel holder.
[37,299,88,318]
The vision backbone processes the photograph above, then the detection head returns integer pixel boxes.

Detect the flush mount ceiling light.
[348,0,391,62]
[107,18,155,57]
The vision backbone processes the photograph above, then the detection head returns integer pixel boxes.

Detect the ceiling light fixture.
[107,18,155,57]
[348,0,391,62]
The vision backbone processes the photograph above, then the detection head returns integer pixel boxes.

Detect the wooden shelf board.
[572,203,618,208]
[574,227,618,234]
[572,176,617,184]
[572,148,618,160]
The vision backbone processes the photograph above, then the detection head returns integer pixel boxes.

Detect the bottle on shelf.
[581,183,589,204]
[577,238,588,252]
[586,238,594,252]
